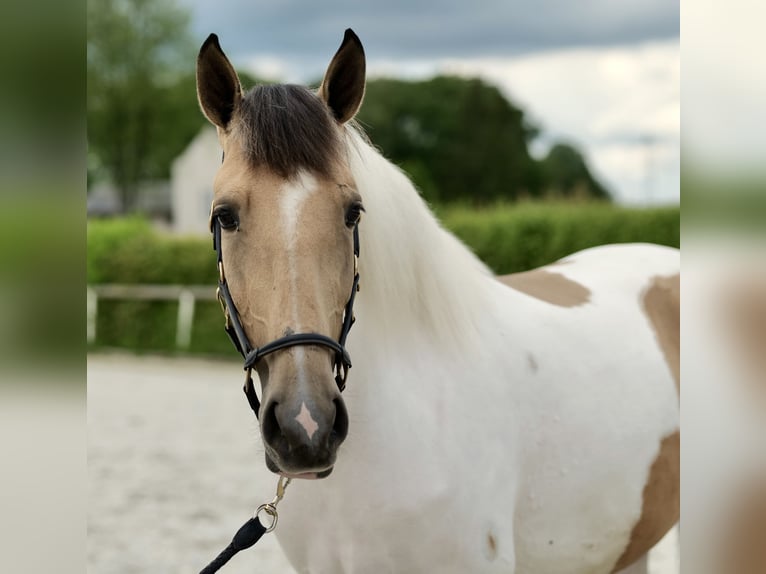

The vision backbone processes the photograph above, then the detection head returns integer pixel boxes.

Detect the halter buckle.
[335,361,349,391]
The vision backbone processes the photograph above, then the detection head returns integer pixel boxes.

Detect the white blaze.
[279,171,318,386]
[280,171,317,253]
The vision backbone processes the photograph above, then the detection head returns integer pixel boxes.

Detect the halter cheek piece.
[211,215,360,420]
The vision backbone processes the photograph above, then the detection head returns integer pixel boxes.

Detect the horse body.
[272,132,679,574]
[195,30,679,574]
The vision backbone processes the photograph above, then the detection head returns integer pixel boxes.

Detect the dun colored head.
[196,30,366,478]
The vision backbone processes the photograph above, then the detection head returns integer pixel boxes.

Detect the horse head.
[196,30,366,479]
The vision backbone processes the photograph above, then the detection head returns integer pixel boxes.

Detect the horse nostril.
[262,400,281,445]
[332,398,349,442]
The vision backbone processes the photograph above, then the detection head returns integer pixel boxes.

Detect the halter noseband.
[212,216,360,419]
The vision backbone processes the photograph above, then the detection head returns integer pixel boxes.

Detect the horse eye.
[345,203,364,228]
[215,207,239,230]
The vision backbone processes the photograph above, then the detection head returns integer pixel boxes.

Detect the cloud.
[237,41,680,204]
[183,0,678,61]
[184,2,679,204]
[363,41,680,204]
[683,0,766,173]
[436,42,679,142]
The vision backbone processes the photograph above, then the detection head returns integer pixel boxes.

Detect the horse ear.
[196,34,243,129]
[319,29,366,124]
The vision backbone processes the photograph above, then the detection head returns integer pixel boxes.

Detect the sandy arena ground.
[88,353,679,573]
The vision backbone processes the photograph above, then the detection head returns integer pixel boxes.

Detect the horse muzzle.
[261,393,348,478]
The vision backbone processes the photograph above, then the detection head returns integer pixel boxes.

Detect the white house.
[170,127,221,235]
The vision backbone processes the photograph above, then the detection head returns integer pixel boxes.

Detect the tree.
[358,76,541,204]
[540,143,609,200]
[357,76,608,204]
[87,0,198,212]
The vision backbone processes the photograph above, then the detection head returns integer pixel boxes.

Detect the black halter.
[212,216,360,419]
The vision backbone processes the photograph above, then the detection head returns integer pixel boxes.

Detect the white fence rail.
[87,284,218,350]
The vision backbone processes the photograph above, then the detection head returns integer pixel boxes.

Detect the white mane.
[344,128,495,349]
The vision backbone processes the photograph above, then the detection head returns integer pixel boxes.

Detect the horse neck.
[345,129,494,355]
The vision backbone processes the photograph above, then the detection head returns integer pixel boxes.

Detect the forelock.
[232,84,342,178]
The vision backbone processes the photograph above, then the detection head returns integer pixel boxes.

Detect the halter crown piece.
[211,214,361,419]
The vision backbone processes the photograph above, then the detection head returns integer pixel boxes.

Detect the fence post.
[87,288,97,344]
[176,289,196,350]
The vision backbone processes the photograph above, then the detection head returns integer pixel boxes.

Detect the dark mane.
[232,84,342,178]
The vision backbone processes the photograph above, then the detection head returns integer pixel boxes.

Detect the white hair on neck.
[343,128,494,352]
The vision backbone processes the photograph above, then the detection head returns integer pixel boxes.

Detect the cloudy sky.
[182,0,679,204]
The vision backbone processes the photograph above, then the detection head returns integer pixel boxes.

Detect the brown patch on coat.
[725,276,766,400]
[486,532,497,561]
[642,274,680,390]
[611,431,680,572]
[716,477,766,574]
[498,270,590,308]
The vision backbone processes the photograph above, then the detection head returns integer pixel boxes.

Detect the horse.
[195,29,680,574]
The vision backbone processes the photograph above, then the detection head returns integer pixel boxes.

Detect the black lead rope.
[200,476,291,574]
[199,517,267,574]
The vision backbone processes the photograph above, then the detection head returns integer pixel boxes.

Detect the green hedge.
[87,203,679,354]
[87,218,216,284]
[438,202,679,274]
[87,218,235,356]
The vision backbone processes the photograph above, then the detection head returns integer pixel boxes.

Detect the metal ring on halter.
[255,503,279,533]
